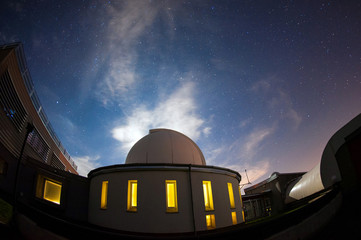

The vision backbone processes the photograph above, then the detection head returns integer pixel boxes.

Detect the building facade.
[88,129,244,233]
[0,43,78,175]
[242,172,304,221]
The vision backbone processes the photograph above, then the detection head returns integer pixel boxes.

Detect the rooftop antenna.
[239,169,251,190]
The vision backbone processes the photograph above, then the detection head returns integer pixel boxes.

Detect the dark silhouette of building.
[242,172,305,221]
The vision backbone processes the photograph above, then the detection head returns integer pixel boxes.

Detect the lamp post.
[13,122,34,205]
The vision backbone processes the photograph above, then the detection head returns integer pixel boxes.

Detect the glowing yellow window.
[227,182,235,209]
[231,211,237,225]
[100,181,108,209]
[127,180,137,212]
[43,179,62,205]
[203,181,214,211]
[206,214,216,229]
[238,187,245,222]
[166,180,178,212]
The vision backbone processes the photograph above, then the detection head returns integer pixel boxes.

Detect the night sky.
[1,1,361,186]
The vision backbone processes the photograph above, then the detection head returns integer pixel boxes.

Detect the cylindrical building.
[88,129,243,233]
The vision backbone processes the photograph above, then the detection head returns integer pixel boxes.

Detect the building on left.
[0,42,78,174]
[0,43,81,226]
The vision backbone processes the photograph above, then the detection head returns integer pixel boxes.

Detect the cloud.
[227,126,275,162]
[225,160,270,185]
[251,79,302,130]
[251,80,271,92]
[72,155,101,177]
[93,1,163,105]
[112,81,210,152]
[243,128,273,159]
[205,126,274,185]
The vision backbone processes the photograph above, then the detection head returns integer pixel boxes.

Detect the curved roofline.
[126,128,206,165]
[88,163,241,182]
[149,128,206,165]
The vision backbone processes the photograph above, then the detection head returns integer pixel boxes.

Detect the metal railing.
[4,42,78,171]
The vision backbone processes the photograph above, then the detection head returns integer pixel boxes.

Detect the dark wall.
[15,157,89,222]
[0,142,18,201]
[337,126,361,197]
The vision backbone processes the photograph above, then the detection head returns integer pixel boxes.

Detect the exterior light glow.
[127,180,137,212]
[203,181,214,211]
[166,180,178,212]
[227,183,235,208]
[100,181,108,209]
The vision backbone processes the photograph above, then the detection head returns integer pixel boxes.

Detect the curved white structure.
[286,114,361,203]
[126,129,206,165]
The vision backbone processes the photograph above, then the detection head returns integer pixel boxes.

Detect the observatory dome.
[125,129,206,165]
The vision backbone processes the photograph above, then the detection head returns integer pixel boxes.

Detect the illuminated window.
[227,183,235,209]
[203,181,214,211]
[206,214,216,229]
[100,181,108,209]
[238,187,245,222]
[231,211,237,225]
[127,180,137,212]
[43,179,62,204]
[166,180,178,212]
[36,175,62,205]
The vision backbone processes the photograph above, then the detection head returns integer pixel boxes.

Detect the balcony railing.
[3,42,78,171]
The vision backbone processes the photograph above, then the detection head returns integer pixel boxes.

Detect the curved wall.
[285,113,361,203]
[88,165,243,233]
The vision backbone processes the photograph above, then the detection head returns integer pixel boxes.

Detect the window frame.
[127,180,138,212]
[165,180,178,213]
[35,174,63,205]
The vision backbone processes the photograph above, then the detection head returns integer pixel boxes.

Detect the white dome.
[125,129,206,165]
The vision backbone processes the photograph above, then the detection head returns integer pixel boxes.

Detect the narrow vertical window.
[127,180,137,212]
[206,214,216,229]
[166,180,178,212]
[100,181,108,209]
[231,211,237,225]
[203,181,214,211]
[238,187,245,222]
[227,183,235,208]
[43,179,62,205]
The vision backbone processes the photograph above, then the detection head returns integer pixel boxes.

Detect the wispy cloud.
[205,126,274,184]
[225,160,271,185]
[93,1,163,105]
[112,81,210,152]
[72,155,101,177]
[242,128,273,160]
[227,126,275,163]
[251,79,302,130]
